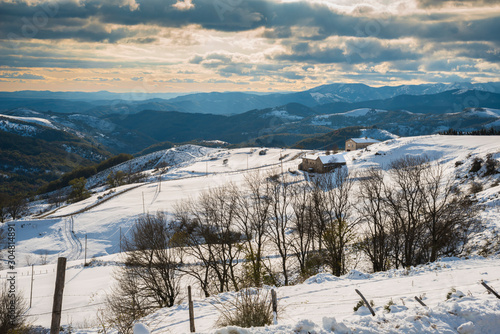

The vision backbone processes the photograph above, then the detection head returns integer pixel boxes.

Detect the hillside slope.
[2,135,499,332]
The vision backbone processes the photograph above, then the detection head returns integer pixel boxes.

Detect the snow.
[134,323,151,334]
[134,256,500,334]
[339,108,388,117]
[445,108,500,119]
[309,92,344,103]
[349,137,380,144]
[261,108,303,121]
[3,136,500,333]
[0,113,58,129]
[0,118,40,136]
[359,128,399,141]
[303,153,346,164]
[309,109,388,126]
[200,140,229,146]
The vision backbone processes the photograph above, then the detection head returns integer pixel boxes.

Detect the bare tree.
[174,185,243,296]
[106,211,180,333]
[123,212,181,309]
[419,162,481,262]
[357,168,392,272]
[289,183,315,277]
[106,269,149,334]
[385,156,428,268]
[235,173,271,287]
[267,172,294,285]
[312,167,358,276]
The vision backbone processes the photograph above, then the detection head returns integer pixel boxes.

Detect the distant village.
[299,137,380,173]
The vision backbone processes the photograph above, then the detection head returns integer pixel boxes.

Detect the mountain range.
[1,83,500,196]
[2,82,500,116]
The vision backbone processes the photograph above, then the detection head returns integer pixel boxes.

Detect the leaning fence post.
[414,296,427,307]
[481,281,500,299]
[355,289,375,316]
[188,286,195,333]
[271,289,278,325]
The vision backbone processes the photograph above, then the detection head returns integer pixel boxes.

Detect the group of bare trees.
[358,156,481,271]
[106,156,482,332]
[170,168,362,293]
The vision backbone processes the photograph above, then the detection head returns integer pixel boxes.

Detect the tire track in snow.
[63,217,82,260]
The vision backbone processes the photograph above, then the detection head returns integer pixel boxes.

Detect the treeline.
[440,128,500,135]
[105,156,482,332]
[39,153,133,194]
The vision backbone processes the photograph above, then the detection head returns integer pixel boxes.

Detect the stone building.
[299,153,346,173]
[345,137,380,151]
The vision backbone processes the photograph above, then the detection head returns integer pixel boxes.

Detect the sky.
[0,0,499,93]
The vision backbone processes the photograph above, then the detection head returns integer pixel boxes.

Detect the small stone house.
[345,137,380,151]
[299,153,346,173]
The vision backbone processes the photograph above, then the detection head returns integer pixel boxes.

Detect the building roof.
[303,153,346,164]
[349,137,380,144]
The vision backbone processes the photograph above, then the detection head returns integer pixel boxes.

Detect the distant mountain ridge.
[2,82,500,116]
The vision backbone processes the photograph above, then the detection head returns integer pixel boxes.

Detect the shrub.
[446,287,456,300]
[0,283,31,333]
[384,299,395,313]
[353,300,364,312]
[469,158,483,173]
[469,182,483,194]
[353,299,374,312]
[215,289,275,328]
[484,154,499,176]
[68,177,91,203]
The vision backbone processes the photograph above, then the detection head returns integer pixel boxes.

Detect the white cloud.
[172,0,194,11]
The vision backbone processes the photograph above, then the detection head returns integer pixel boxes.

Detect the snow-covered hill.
[2,136,500,333]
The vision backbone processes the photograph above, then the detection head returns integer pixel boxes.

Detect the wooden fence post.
[84,234,87,266]
[414,296,427,307]
[355,289,375,316]
[50,257,67,334]
[30,265,34,308]
[188,286,195,333]
[271,289,278,325]
[481,281,500,299]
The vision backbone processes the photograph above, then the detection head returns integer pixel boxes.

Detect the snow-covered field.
[2,135,500,333]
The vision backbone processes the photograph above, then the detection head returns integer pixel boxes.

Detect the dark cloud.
[1,0,500,46]
[1,0,499,85]
[154,78,197,83]
[0,72,45,79]
[129,37,158,44]
[274,39,422,64]
[416,0,500,8]
[0,55,174,68]
[189,55,203,64]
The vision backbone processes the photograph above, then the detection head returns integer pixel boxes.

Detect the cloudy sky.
[1,0,499,93]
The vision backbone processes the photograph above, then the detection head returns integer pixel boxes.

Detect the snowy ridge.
[463,108,500,118]
[0,113,58,129]
[339,108,388,117]
[0,117,40,136]
[310,109,389,126]
[359,128,399,141]
[261,108,304,120]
